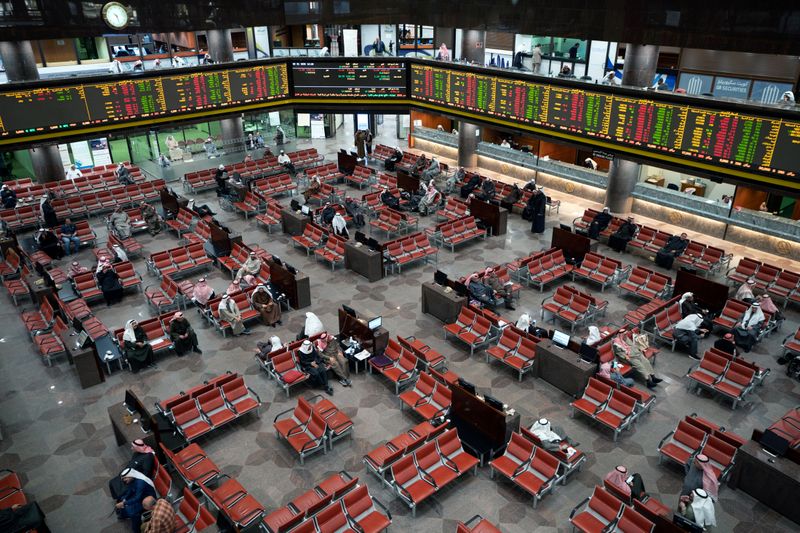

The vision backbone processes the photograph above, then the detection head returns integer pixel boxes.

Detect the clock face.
[103,2,129,30]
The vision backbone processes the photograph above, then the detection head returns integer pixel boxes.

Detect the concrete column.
[0,40,39,81]
[457,121,479,168]
[460,30,485,64]
[220,115,244,151]
[621,43,659,87]
[604,158,639,213]
[206,29,234,63]
[30,144,65,183]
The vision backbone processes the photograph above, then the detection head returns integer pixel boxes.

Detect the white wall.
[587,41,616,81]
[454,29,463,61]
[484,48,512,67]
[639,164,736,201]
[360,24,380,55]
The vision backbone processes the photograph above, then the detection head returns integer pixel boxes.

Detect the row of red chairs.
[490,432,560,508]
[7,163,140,196]
[203,289,261,337]
[369,338,420,394]
[361,188,397,216]
[113,311,178,360]
[0,180,164,231]
[371,144,395,161]
[144,275,187,314]
[0,469,28,510]
[389,427,478,517]
[262,471,390,533]
[572,252,628,292]
[146,242,212,279]
[73,261,141,302]
[486,325,539,380]
[362,421,447,486]
[619,266,672,302]
[436,196,469,222]
[542,285,602,332]
[256,333,326,396]
[658,413,743,480]
[765,407,800,448]
[525,248,574,292]
[254,200,284,233]
[371,172,397,191]
[252,172,297,198]
[274,395,354,463]
[686,349,759,409]
[346,165,374,188]
[398,371,452,420]
[183,154,281,193]
[157,371,261,441]
[314,234,346,271]
[165,208,196,236]
[571,377,641,442]
[727,257,800,307]
[458,264,522,300]
[430,215,486,252]
[306,161,344,184]
[443,305,499,355]
[292,222,329,256]
[217,242,271,279]
[384,232,439,274]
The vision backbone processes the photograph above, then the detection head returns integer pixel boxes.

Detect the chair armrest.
[272,406,296,423]
[658,430,674,450]
[569,496,590,520]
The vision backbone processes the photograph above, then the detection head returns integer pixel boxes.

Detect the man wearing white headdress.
[332,212,349,238]
[218,294,250,336]
[515,312,532,332]
[236,251,262,282]
[122,320,155,373]
[115,467,156,532]
[690,488,716,528]
[733,301,764,352]
[529,418,576,452]
[304,312,325,338]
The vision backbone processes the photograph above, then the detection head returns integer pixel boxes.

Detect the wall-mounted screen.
[410,63,800,180]
[0,63,289,139]
[291,60,406,98]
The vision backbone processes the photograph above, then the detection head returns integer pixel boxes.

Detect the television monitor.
[272,256,283,266]
[457,378,476,395]
[76,330,91,349]
[301,205,311,215]
[760,428,791,457]
[434,270,448,286]
[355,231,368,245]
[368,316,382,330]
[342,305,357,318]
[552,330,570,348]
[579,342,599,363]
[124,389,145,417]
[290,199,301,211]
[286,265,297,275]
[483,394,504,412]
[559,224,572,232]
[366,237,380,250]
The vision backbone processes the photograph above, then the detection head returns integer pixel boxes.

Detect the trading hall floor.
[1,131,799,533]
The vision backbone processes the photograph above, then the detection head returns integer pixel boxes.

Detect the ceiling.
[1,1,799,55]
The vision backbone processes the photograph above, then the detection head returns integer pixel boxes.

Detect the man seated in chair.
[465,273,506,310]
[297,339,333,396]
[655,232,689,269]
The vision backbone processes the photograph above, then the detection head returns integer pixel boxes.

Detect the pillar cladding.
[206,29,234,63]
[604,158,639,213]
[460,30,485,64]
[220,116,244,151]
[621,44,659,88]
[30,144,65,183]
[0,40,40,81]
[457,122,479,168]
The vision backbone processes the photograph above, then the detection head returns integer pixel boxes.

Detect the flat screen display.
[0,63,289,139]
[292,60,406,98]
[368,316,382,330]
[552,330,570,348]
[410,63,800,180]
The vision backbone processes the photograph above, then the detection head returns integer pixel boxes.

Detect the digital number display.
[292,61,406,98]
[0,64,289,138]
[410,64,800,179]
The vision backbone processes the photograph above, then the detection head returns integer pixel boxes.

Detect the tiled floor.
[1,117,799,533]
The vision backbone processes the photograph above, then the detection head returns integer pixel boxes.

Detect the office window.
[551,38,587,62]
[75,37,99,61]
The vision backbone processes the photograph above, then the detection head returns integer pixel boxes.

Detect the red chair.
[569,485,625,533]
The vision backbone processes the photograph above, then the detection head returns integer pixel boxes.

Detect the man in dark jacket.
[609,216,637,252]
[297,339,333,395]
[1,185,16,208]
[656,232,689,269]
[587,207,612,239]
[97,264,124,305]
[115,468,156,533]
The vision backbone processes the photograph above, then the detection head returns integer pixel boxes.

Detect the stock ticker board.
[410,64,799,179]
[291,60,407,98]
[0,63,289,138]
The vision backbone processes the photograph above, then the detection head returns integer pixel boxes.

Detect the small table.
[95,334,125,374]
[59,327,105,389]
[108,402,155,448]
[535,339,595,398]
[351,349,371,374]
[281,208,310,236]
[344,242,383,282]
[728,440,800,525]
[421,282,466,324]
[25,274,53,305]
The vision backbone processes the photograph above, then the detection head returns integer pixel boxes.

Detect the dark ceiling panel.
[0,1,799,55]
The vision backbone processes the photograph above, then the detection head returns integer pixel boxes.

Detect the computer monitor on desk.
[484,394,505,412]
[457,377,476,395]
[552,330,570,348]
[368,316,382,330]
